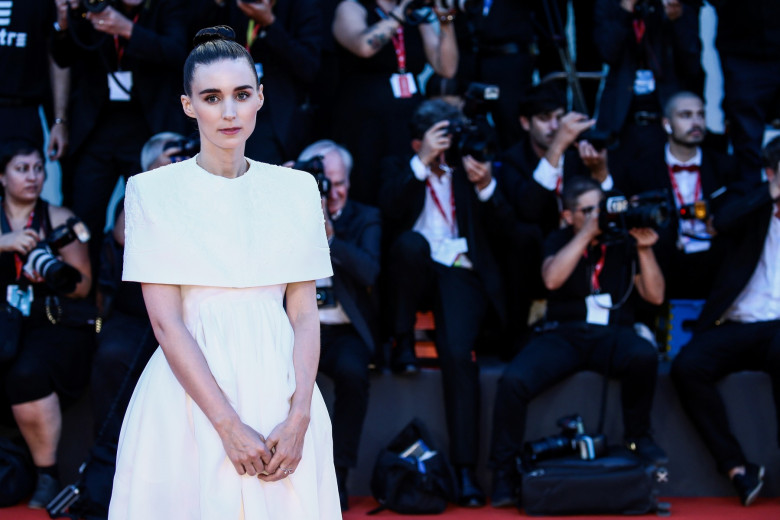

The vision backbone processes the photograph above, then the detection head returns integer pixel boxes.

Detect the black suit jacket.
[496,140,592,236]
[613,145,739,285]
[378,155,515,323]
[695,182,777,330]
[50,0,189,153]
[329,200,382,353]
[593,0,703,134]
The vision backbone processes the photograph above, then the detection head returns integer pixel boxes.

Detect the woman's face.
[1,151,45,203]
[181,58,263,153]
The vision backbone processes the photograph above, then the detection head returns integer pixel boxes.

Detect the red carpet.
[1,497,777,519]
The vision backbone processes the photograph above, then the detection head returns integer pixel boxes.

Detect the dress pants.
[720,56,780,186]
[489,322,658,470]
[90,311,157,439]
[389,230,489,465]
[64,103,150,282]
[671,320,780,474]
[318,323,371,469]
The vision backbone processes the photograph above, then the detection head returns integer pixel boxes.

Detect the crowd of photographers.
[1,0,780,515]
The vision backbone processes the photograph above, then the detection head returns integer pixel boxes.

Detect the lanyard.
[391,25,406,73]
[667,165,702,208]
[13,210,35,281]
[632,18,646,44]
[114,14,140,70]
[426,177,456,235]
[583,244,607,293]
[246,20,263,51]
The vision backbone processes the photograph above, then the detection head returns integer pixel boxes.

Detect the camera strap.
[390,25,407,74]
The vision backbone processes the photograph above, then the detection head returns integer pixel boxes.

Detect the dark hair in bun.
[183,26,256,96]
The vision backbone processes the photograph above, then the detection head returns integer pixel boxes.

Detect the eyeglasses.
[575,205,597,216]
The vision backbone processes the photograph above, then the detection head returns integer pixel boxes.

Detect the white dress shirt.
[532,156,615,193]
[665,145,710,253]
[724,212,780,323]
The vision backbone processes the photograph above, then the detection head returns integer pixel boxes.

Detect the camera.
[678,199,709,221]
[523,415,607,463]
[23,217,90,295]
[598,190,670,239]
[403,0,482,25]
[293,155,330,197]
[81,0,114,13]
[163,135,201,163]
[578,128,617,152]
[444,82,499,164]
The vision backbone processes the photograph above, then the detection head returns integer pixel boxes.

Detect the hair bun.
[192,25,236,48]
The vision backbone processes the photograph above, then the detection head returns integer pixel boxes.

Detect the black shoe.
[732,463,765,506]
[390,335,419,375]
[490,468,517,508]
[456,466,486,508]
[336,467,349,511]
[625,435,669,466]
[28,473,61,509]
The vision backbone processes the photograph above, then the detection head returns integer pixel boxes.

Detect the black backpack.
[369,418,458,515]
[0,434,36,507]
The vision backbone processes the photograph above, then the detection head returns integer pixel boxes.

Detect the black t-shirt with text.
[543,227,640,326]
[0,0,56,101]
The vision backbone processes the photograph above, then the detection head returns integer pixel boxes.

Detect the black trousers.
[90,311,157,439]
[389,231,489,465]
[318,324,371,469]
[721,55,780,186]
[489,322,658,470]
[64,103,150,282]
[671,320,780,474]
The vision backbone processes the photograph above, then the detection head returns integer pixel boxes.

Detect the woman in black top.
[332,0,458,204]
[0,140,93,509]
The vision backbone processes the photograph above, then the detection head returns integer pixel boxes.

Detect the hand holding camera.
[237,0,277,28]
[418,120,452,168]
[85,5,134,38]
[0,229,40,257]
[546,112,595,168]
[629,227,660,249]
[575,140,609,183]
[462,155,492,191]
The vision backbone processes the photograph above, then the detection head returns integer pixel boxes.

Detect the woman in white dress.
[108,26,341,519]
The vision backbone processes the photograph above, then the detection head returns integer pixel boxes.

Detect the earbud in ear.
[664,123,672,134]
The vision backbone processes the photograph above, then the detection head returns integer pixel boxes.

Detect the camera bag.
[520,446,667,516]
[368,417,458,515]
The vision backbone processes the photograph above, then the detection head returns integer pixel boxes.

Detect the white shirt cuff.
[476,178,497,201]
[410,155,430,181]
[533,157,563,191]
[600,174,614,191]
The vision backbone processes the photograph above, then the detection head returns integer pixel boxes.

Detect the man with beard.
[613,91,740,300]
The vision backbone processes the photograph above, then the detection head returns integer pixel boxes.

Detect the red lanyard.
[426,177,456,235]
[245,20,262,51]
[13,211,35,280]
[114,14,140,70]
[583,244,607,292]
[667,165,702,208]
[632,18,646,44]
[391,25,406,73]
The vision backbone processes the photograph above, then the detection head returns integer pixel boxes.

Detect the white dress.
[108,158,341,520]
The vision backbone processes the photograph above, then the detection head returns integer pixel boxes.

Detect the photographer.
[379,99,516,507]
[200,0,322,163]
[50,0,188,279]
[498,82,614,238]
[671,136,780,507]
[0,139,92,509]
[488,176,666,507]
[615,91,740,299]
[332,0,457,205]
[594,0,703,174]
[295,140,381,511]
